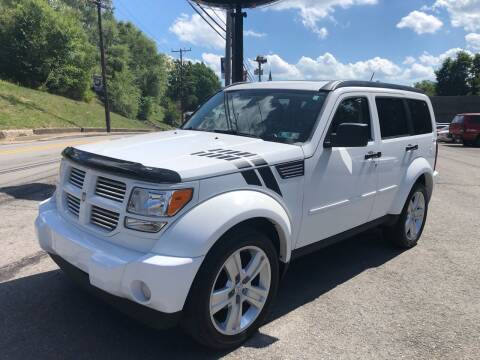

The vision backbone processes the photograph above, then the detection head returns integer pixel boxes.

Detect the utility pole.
[225,9,233,86]
[93,0,111,133]
[171,48,191,122]
[254,56,267,82]
[232,5,246,83]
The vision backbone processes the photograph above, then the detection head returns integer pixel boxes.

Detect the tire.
[384,183,429,249]
[463,140,472,147]
[475,136,480,147]
[182,228,279,349]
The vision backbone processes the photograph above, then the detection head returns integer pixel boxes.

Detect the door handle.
[365,151,382,160]
[405,144,418,151]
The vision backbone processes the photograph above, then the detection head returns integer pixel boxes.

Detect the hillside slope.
[0,80,159,130]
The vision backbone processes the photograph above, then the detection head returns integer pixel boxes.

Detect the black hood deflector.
[62,147,182,184]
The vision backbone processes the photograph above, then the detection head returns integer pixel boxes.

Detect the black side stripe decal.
[258,167,282,196]
[241,170,262,186]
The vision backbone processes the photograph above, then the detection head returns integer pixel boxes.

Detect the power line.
[187,1,253,81]
[187,1,225,40]
[207,6,227,26]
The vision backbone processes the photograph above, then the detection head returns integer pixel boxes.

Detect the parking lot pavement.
[0,143,479,359]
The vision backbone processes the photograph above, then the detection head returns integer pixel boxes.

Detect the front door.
[297,94,379,248]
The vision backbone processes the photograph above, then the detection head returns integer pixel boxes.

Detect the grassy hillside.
[0,80,170,130]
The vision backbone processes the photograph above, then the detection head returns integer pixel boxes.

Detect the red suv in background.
[449,114,480,146]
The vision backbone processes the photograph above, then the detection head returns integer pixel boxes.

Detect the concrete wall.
[431,96,480,123]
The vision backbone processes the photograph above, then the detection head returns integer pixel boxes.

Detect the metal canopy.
[195,0,278,8]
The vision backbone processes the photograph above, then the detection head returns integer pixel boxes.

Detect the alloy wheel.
[209,246,271,336]
[405,191,426,241]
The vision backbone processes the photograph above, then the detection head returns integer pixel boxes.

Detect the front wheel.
[182,228,279,349]
[384,183,428,248]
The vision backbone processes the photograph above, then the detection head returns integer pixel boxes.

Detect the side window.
[376,97,410,139]
[469,115,480,125]
[329,97,372,140]
[408,99,433,134]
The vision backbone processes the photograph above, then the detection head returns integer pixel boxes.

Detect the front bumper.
[35,197,204,318]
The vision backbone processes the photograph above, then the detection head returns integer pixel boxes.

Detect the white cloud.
[201,53,222,78]
[403,56,416,65]
[268,0,377,38]
[466,33,480,51]
[244,30,267,38]
[397,11,443,34]
[250,48,471,85]
[169,11,225,49]
[434,0,480,32]
[418,48,469,67]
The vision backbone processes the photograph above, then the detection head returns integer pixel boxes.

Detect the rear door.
[370,95,434,219]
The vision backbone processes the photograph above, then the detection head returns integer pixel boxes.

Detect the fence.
[431,96,480,123]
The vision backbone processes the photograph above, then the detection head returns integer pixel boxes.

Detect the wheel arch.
[151,190,293,262]
[390,157,434,214]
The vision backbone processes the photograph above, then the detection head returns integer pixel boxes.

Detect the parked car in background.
[436,123,453,143]
[449,114,480,146]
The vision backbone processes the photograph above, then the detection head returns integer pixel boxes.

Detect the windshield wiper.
[212,129,261,139]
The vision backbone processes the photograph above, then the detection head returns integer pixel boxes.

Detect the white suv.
[36,80,438,348]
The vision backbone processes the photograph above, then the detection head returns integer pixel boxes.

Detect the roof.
[225,80,425,94]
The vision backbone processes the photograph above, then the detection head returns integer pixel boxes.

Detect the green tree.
[0,0,95,100]
[436,51,473,96]
[167,60,221,113]
[471,53,480,95]
[414,80,437,97]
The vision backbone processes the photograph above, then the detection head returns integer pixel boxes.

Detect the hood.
[74,130,305,182]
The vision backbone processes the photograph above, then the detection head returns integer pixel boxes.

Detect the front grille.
[95,177,126,203]
[90,205,119,231]
[69,168,86,189]
[66,193,81,217]
[276,161,305,179]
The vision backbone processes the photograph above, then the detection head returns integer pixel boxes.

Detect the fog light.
[125,217,166,233]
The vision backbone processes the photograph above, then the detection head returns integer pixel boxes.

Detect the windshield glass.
[182,90,328,144]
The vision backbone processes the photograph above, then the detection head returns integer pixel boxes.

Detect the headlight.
[127,188,193,217]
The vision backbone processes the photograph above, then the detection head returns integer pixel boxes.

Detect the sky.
[114,0,480,85]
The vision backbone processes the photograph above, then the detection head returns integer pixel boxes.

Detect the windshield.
[181,90,328,144]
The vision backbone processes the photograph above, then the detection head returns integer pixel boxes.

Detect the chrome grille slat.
[69,168,86,189]
[90,205,119,231]
[95,176,126,203]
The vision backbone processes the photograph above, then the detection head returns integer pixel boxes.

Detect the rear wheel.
[384,183,428,248]
[182,228,279,349]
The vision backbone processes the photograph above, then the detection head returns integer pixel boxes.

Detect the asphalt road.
[0,141,479,360]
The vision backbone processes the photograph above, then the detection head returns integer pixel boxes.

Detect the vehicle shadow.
[0,183,56,202]
[0,229,403,359]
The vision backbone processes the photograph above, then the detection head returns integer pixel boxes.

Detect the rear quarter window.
[408,99,433,135]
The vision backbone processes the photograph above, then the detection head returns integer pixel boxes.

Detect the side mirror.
[324,123,369,148]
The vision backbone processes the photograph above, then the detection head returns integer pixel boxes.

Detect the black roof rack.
[321,80,425,94]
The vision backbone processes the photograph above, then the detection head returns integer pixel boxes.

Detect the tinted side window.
[376,98,410,139]
[408,99,433,135]
[330,97,372,140]
[469,115,480,125]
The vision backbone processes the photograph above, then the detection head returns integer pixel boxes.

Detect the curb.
[0,127,153,140]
